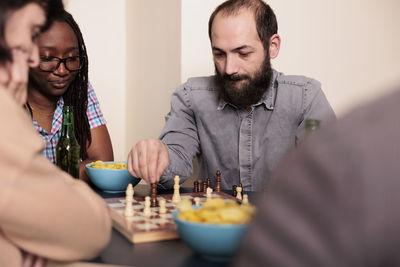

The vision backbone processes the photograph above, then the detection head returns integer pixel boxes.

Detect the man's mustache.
[222,74,250,81]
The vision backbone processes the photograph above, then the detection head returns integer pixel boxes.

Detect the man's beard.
[215,56,272,109]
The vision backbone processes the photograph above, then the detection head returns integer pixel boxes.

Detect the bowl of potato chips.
[85,161,140,193]
[173,198,256,261]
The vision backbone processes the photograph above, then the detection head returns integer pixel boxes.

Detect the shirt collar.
[217,69,278,111]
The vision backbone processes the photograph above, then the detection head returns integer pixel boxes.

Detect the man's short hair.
[208,0,278,51]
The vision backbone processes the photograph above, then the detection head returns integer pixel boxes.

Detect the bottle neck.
[61,106,75,138]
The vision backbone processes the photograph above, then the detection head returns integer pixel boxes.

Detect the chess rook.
[197,179,204,192]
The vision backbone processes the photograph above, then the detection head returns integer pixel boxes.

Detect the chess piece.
[159,199,167,214]
[197,179,204,192]
[236,186,243,201]
[206,187,213,199]
[215,170,221,192]
[124,184,134,217]
[150,183,158,207]
[143,196,151,216]
[206,178,211,189]
[172,175,181,204]
[232,185,237,197]
[194,197,200,207]
[193,180,199,192]
[242,194,249,205]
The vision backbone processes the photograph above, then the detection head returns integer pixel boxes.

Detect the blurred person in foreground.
[236,87,400,266]
[0,1,111,266]
[127,0,335,192]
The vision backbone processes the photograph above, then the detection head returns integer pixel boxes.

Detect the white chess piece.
[143,196,151,216]
[124,184,134,217]
[236,186,243,201]
[206,187,213,199]
[172,175,181,204]
[242,194,249,205]
[194,197,200,207]
[159,199,167,214]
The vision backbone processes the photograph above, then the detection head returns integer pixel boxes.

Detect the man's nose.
[224,55,239,75]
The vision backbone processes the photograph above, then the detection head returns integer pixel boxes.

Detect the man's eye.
[213,53,224,58]
[239,52,250,57]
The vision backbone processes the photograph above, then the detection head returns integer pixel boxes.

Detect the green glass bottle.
[305,119,321,135]
[56,106,80,178]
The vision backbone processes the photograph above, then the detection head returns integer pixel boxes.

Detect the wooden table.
[91,184,260,267]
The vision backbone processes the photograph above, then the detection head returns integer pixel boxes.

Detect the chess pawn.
[206,187,213,199]
[194,197,200,207]
[124,200,134,217]
[143,196,151,216]
[242,194,249,205]
[232,185,237,197]
[159,199,167,214]
[236,186,243,201]
[206,178,211,189]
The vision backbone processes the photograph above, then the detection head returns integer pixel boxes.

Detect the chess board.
[105,191,238,243]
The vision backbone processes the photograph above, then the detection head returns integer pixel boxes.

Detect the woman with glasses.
[27,10,113,182]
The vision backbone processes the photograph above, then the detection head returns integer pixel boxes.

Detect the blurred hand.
[0,49,29,106]
[127,139,169,184]
[22,252,46,267]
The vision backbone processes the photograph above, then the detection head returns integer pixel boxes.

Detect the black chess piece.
[150,183,158,207]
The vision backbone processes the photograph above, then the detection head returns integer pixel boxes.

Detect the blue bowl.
[173,210,249,261]
[85,161,140,193]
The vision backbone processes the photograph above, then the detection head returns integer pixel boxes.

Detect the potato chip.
[177,197,256,225]
[90,160,127,170]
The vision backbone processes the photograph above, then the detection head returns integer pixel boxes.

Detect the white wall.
[65,0,127,160]
[181,0,400,116]
[63,0,400,163]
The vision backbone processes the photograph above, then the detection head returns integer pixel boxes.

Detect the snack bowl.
[85,161,140,193]
[172,209,249,261]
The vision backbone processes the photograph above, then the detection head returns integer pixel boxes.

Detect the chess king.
[127,0,335,192]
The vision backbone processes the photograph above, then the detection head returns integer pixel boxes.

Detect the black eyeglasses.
[39,56,82,72]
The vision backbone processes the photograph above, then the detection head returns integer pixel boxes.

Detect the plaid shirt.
[33,82,106,163]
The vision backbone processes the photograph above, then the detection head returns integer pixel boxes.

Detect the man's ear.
[269,34,281,59]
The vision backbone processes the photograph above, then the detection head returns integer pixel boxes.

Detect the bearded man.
[127,0,335,191]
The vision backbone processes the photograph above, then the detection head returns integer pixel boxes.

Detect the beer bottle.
[56,106,80,178]
[305,119,321,135]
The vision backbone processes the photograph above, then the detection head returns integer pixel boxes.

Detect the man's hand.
[127,139,170,184]
[0,49,29,106]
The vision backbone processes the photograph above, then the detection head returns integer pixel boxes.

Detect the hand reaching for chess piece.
[127,139,169,184]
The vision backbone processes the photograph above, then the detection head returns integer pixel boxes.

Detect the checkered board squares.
[105,191,237,243]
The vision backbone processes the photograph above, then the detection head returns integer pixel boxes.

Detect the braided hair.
[59,11,91,160]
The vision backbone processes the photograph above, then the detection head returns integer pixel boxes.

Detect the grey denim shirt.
[159,70,336,191]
